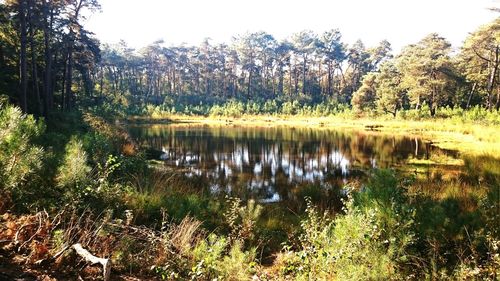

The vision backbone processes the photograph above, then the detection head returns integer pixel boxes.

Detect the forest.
[0,0,500,280]
[0,1,499,117]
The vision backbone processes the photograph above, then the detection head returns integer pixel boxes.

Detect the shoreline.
[125,114,500,157]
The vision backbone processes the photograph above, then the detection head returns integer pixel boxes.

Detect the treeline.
[0,1,499,117]
[97,20,500,117]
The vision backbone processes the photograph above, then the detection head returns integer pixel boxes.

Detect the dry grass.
[165,216,203,255]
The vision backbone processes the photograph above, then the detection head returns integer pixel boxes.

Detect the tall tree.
[274,41,292,97]
[397,33,455,116]
[351,72,377,112]
[19,0,28,112]
[62,0,100,110]
[343,40,370,103]
[459,18,500,110]
[291,30,317,96]
[376,60,406,117]
[318,29,345,99]
[27,0,42,115]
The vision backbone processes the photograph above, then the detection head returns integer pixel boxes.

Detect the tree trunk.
[19,0,28,112]
[172,66,176,94]
[99,66,104,99]
[466,82,476,109]
[65,0,84,111]
[262,54,267,95]
[61,52,67,109]
[247,69,252,101]
[28,0,42,116]
[429,87,436,116]
[43,0,53,116]
[496,86,500,110]
[302,56,307,95]
[486,46,499,111]
[64,47,73,110]
[278,65,284,96]
[327,63,332,97]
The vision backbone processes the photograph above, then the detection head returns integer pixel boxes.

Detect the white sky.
[84,0,499,52]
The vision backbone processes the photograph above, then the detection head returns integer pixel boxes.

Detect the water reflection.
[128,125,439,203]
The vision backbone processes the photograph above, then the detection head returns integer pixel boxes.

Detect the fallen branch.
[19,212,44,251]
[71,243,111,281]
[14,222,37,247]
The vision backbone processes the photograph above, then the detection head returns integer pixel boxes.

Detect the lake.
[127,124,457,207]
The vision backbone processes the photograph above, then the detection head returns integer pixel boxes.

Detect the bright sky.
[84,0,499,52]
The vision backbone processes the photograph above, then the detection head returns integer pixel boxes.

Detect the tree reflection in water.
[128,125,453,206]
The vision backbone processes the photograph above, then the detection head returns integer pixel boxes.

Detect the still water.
[127,124,450,204]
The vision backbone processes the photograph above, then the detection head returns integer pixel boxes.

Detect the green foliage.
[153,218,257,280]
[190,235,256,280]
[397,33,456,115]
[394,105,500,124]
[278,198,399,280]
[281,101,302,115]
[190,234,228,279]
[352,72,377,113]
[0,105,44,190]
[225,197,263,242]
[376,61,405,117]
[56,137,91,189]
[262,100,279,114]
[277,170,415,280]
[0,103,498,281]
[81,131,115,164]
[1,7,500,276]
[458,18,500,110]
[134,98,500,125]
[96,154,122,191]
[354,170,415,262]
[209,100,246,117]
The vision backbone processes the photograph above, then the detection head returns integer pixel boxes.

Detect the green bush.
[276,170,415,280]
[190,235,256,280]
[281,100,301,115]
[209,100,246,117]
[262,100,278,114]
[153,218,257,280]
[56,137,91,189]
[277,198,401,280]
[0,105,44,190]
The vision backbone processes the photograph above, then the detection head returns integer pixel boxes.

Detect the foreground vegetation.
[1,0,499,279]
[1,101,499,280]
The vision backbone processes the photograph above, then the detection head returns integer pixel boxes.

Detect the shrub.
[276,170,415,280]
[56,137,91,189]
[0,105,44,190]
[277,197,399,280]
[225,197,263,242]
[262,100,278,114]
[281,100,301,115]
[153,216,257,280]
